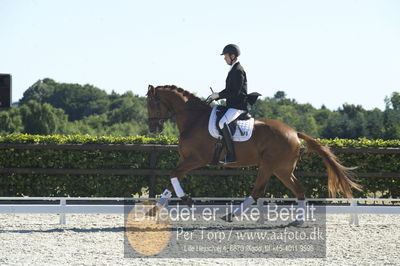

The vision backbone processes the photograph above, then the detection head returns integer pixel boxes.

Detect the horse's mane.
[155,85,211,110]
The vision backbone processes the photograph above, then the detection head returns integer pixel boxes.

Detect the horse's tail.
[297,132,362,198]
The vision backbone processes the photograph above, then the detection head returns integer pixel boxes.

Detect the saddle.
[215,106,251,136]
[209,106,255,165]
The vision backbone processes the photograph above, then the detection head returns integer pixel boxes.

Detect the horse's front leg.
[157,157,204,208]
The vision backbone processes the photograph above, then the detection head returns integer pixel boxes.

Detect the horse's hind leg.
[222,163,273,222]
[274,169,306,200]
[274,168,307,224]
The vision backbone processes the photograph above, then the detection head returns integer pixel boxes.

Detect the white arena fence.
[1,197,400,226]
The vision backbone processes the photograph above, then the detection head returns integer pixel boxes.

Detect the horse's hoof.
[145,206,158,217]
[288,220,304,227]
[221,213,234,222]
[181,196,194,207]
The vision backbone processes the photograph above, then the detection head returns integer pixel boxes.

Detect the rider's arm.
[219,69,245,99]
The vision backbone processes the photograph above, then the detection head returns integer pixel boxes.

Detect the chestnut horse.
[146,85,361,222]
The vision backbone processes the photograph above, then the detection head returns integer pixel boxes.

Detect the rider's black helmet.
[221,44,240,56]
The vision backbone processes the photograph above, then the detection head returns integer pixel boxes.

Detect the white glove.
[210,92,220,100]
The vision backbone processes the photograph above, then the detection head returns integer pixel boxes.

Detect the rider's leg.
[219,124,236,164]
[218,108,245,130]
[218,108,245,164]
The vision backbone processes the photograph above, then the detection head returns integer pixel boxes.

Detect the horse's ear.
[148,85,155,94]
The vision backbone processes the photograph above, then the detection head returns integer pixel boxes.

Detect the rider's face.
[223,54,236,65]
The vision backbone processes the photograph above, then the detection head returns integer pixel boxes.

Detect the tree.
[383,92,400,139]
[20,78,56,105]
[0,108,23,134]
[274,105,299,128]
[385,92,400,110]
[391,92,400,110]
[322,105,367,139]
[383,109,400,139]
[107,92,146,124]
[274,91,286,100]
[162,121,179,137]
[365,109,385,139]
[20,79,110,121]
[8,78,398,139]
[313,108,331,135]
[249,99,274,119]
[19,100,68,135]
[48,83,110,121]
[297,114,319,137]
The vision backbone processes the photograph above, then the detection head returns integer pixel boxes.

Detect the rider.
[209,44,248,164]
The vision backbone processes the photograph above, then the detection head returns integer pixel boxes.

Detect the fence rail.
[0,197,399,225]
[1,143,400,153]
[1,143,399,197]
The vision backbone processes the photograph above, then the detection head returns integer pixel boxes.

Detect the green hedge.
[0,134,399,198]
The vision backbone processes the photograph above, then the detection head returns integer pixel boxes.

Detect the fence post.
[349,199,359,226]
[148,151,157,198]
[257,198,265,224]
[59,199,66,225]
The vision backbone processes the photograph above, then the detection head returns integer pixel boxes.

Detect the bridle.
[147,94,173,124]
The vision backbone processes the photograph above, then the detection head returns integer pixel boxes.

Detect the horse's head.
[146,85,170,134]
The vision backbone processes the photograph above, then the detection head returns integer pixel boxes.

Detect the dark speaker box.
[0,74,12,108]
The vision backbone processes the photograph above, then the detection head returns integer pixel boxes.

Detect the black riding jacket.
[218,62,248,111]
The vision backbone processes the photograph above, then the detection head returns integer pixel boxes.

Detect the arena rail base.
[0,197,399,226]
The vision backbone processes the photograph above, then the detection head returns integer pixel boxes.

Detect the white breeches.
[218,108,246,129]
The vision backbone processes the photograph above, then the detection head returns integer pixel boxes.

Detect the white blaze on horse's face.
[146,85,168,134]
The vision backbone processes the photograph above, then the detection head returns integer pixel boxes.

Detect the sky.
[1,0,399,110]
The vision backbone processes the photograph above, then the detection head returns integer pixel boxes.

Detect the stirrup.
[221,159,237,165]
[219,154,236,164]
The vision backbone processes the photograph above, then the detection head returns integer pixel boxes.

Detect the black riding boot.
[219,124,236,164]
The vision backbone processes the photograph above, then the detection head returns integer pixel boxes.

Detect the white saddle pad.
[208,106,255,142]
